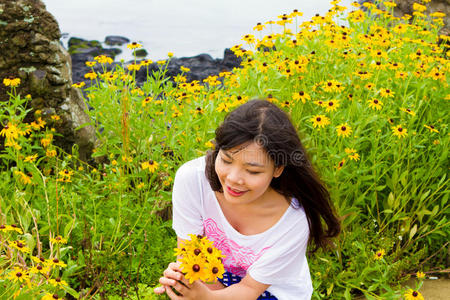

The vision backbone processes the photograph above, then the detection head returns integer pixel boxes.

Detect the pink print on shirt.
[203,218,271,277]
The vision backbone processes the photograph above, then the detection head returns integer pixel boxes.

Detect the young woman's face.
[215,141,284,206]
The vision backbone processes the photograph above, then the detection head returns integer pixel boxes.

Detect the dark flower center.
[53,294,59,299]
[316,117,321,122]
[207,247,213,254]
[329,102,334,106]
[56,278,61,282]
[16,272,22,277]
[299,91,304,96]
[430,125,434,129]
[53,258,59,263]
[149,160,154,165]
[194,248,201,256]
[398,128,403,132]
[37,265,43,270]
[327,82,332,86]
[212,267,219,274]
[341,126,346,131]
[412,291,418,297]
[374,99,379,104]
[192,264,200,272]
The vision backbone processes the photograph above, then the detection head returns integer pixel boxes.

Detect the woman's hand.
[153,261,184,295]
[153,261,212,299]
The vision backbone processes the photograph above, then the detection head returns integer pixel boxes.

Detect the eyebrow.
[221,151,266,168]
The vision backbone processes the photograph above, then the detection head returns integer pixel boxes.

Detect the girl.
[154,99,340,299]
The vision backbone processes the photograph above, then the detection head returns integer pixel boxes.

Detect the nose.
[226,167,244,186]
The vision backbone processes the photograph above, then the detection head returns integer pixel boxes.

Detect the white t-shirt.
[172,156,313,300]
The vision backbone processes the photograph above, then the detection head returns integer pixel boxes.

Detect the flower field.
[0,0,448,299]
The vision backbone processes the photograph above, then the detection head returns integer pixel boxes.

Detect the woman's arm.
[208,274,270,300]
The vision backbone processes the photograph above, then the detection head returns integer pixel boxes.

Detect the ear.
[273,165,284,178]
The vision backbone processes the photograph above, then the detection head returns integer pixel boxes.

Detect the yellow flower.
[42,293,62,300]
[180,66,191,73]
[94,55,113,64]
[168,52,174,57]
[336,158,345,170]
[205,258,225,283]
[14,171,33,185]
[50,235,68,245]
[292,91,311,103]
[374,249,385,260]
[7,267,30,284]
[205,141,215,149]
[404,289,424,300]
[127,42,142,49]
[9,240,31,253]
[141,160,159,173]
[46,149,57,157]
[72,82,86,88]
[84,72,98,80]
[416,271,426,279]
[336,124,352,137]
[253,22,265,31]
[48,277,68,287]
[311,115,330,128]
[47,258,67,268]
[30,264,50,275]
[127,63,141,71]
[141,59,153,66]
[379,88,394,98]
[412,3,426,12]
[383,1,396,8]
[217,102,230,112]
[326,100,340,112]
[368,98,383,110]
[0,122,23,141]
[392,125,408,138]
[424,124,439,133]
[3,77,21,87]
[85,61,97,67]
[348,152,360,161]
[401,108,416,116]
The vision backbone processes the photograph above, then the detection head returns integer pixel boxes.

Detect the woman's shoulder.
[174,156,206,182]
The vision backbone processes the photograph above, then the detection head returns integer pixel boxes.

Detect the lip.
[226,185,247,197]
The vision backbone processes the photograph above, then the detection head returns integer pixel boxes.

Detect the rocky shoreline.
[69,36,243,86]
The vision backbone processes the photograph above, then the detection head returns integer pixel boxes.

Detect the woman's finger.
[164,268,183,279]
[169,261,182,271]
[165,285,180,300]
[172,279,189,295]
[153,286,165,294]
[159,277,178,286]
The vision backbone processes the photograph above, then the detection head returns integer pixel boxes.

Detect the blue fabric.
[218,271,278,299]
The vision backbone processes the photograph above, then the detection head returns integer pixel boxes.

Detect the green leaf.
[409,224,417,240]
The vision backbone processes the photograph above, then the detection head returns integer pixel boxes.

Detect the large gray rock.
[0,0,95,161]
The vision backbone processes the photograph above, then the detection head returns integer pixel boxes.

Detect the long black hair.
[205,99,340,251]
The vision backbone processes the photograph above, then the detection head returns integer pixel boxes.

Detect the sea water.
[42,0,354,61]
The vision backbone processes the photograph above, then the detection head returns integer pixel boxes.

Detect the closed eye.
[221,157,231,164]
[247,170,261,174]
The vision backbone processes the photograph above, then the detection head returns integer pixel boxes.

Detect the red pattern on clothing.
[203,218,271,277]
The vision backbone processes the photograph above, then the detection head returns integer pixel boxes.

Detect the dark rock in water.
[134,49,148,57]
[105,35,130,46]
[68,37,121,58]
[71,39,243,86]
[222,48,243,68]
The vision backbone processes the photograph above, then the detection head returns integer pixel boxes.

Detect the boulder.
[0,0,95,161]
[105,35,130,46]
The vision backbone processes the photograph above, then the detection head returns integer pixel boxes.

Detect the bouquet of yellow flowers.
[174,234,226,284]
